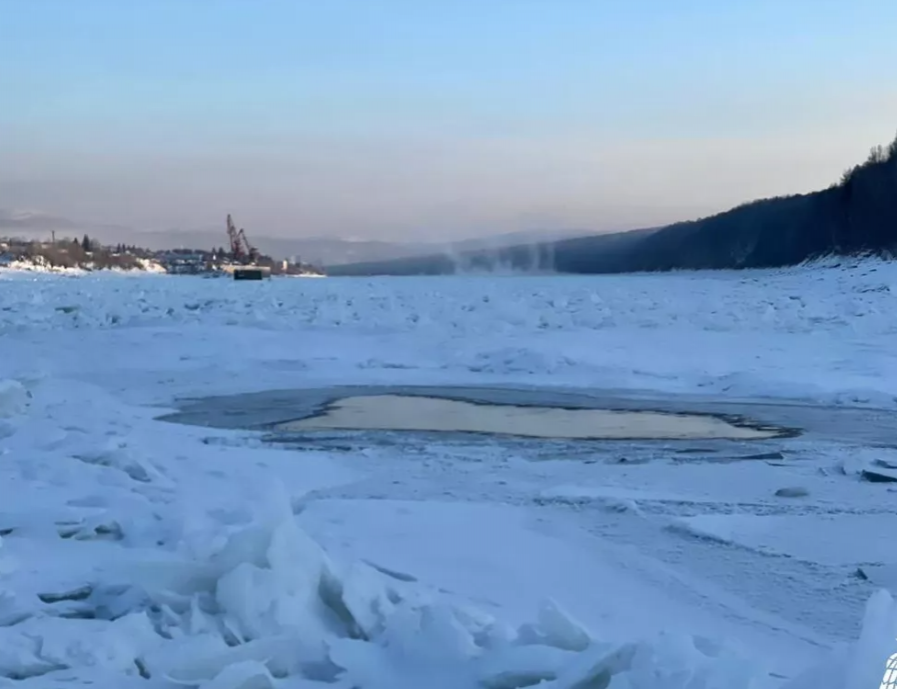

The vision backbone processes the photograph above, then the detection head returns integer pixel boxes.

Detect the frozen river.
[2,264,897,688]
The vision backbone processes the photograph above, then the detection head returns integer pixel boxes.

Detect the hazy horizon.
[3,1,897,242]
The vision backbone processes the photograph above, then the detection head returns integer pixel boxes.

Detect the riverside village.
[0,214,325,278]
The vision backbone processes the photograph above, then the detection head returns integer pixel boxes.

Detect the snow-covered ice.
[2,261,897,687]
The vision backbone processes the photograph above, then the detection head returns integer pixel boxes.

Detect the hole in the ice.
[273,395,784,440]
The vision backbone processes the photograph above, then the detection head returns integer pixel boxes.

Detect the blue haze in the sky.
[2,0,896,239]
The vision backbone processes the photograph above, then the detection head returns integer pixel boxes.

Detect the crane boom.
[226,214,259,264]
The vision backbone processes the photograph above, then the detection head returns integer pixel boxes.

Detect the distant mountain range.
[123,226,590,266]
[0,209,130,239]
[0,213,588,267]
[133,229,432,266]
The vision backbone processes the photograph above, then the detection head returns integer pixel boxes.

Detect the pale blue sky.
[2,0,896,239]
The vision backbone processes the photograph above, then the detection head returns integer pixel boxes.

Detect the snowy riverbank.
[0,256,167,275]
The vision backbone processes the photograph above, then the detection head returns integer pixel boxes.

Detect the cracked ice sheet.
[3,262,897,407]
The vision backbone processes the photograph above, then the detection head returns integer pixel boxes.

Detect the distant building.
[157,250,210,274]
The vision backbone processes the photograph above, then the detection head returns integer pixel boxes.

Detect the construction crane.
[226,214,260,264]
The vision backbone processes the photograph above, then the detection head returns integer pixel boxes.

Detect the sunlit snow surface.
[2,261,897,688]
[276,394,780,439]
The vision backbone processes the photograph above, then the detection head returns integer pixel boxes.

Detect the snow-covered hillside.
[1,262,896,688]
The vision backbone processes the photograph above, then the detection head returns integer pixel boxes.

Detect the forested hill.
[328,132,897,276]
